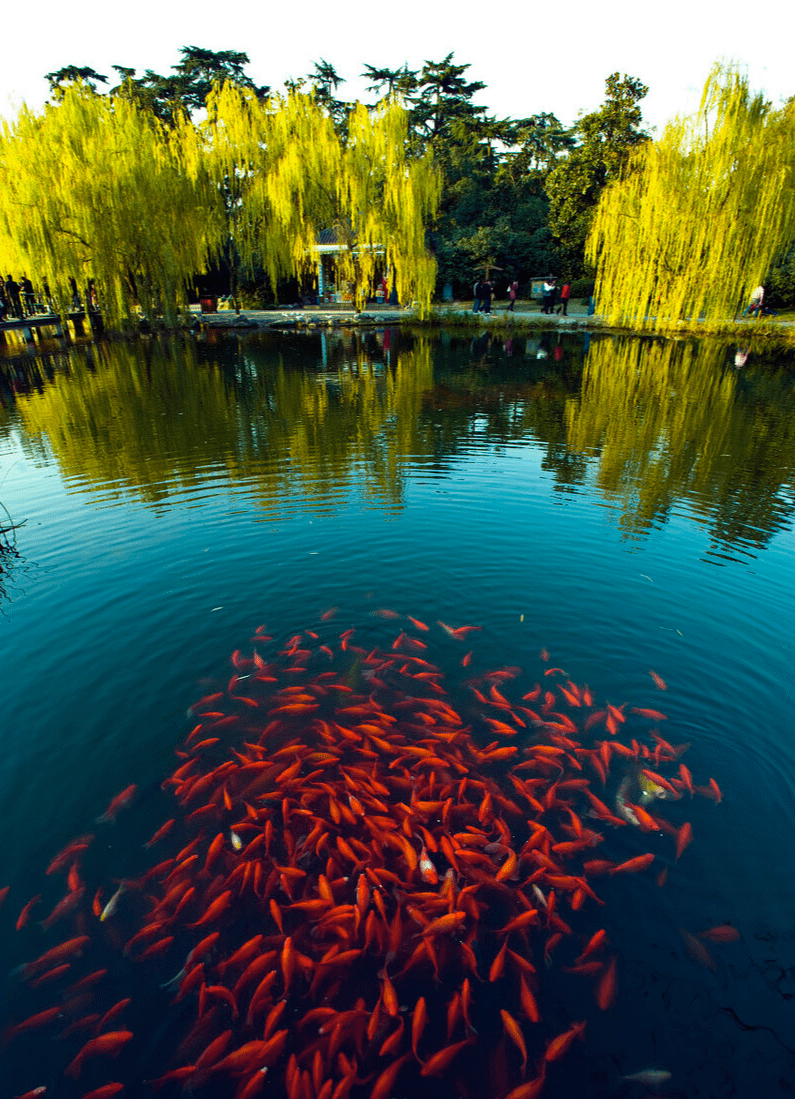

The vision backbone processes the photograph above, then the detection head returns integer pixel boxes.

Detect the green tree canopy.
[545,73,649,274]
[45,66,109,97]
[50,46,271,125]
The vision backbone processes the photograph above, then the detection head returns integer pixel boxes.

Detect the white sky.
[2,0,794,132]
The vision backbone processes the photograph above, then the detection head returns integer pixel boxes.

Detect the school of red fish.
[1,610,728,1099]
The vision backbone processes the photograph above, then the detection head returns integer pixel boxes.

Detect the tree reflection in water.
[5,330,795,560]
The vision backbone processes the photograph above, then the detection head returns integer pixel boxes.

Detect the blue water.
[1,328,794,1098]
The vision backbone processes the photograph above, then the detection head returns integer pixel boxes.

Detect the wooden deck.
[0,310,103,342]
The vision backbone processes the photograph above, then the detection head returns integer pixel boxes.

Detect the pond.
[1,327,794,1099]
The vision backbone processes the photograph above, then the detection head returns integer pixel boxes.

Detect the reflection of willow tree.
[16,337,433,512]
[565,337,795,548]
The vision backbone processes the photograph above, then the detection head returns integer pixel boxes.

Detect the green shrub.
[571,278,595,301]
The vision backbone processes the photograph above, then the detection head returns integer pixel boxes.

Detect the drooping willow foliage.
[0,90,217,328]
[588,65,795,328]
[196,86,440,313]
[0,82,439,330]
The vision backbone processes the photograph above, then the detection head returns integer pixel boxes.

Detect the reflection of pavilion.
[313,227,391,305]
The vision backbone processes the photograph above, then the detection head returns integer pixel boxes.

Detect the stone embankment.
[192,302,600,331]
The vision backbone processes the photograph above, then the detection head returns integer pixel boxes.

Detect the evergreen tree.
[546,73,649,274]
[45,66,109,97]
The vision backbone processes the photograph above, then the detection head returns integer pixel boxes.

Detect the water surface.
[1,328,794,1098]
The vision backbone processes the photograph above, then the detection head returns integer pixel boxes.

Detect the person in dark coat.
[69,276,81,310]
[5,276,22,319]
[20,275,35,315]
[473,279,484,313]
[480,278,493,314]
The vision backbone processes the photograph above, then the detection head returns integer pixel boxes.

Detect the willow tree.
[0,85,219,328]
[588,66,795,328]
[334,99,440,312]
[197,86,440,314]
[187,81,278,312]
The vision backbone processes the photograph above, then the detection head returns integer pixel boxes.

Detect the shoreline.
[195,302,795,343]
[2,302,793,363]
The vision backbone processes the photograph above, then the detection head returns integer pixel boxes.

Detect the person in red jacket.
[557,281,571,316]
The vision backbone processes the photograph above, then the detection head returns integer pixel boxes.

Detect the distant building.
[313,227,388,304]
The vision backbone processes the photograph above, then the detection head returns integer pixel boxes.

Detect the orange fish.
[147,1066,196,1090]
[419,1038,472,1076]
[501,1009,527,1068]
[630,707,667,721]
[188,891,232,928]
[79,1084,124,1099]
[649,670,667,690]
[411,996,428,1058]
[437,621,482,640]
[609,853,655,875]
[16,894,41,930]
[627,802,659,832]
[499,909,538,935]
[545,1021,586,1062]
[705,777,723,803]
[595,955,618,1009]
[422,911,466,937]
[203,832,225,873]
[675,822,693,860]
[503,1069,547,1099]
[46,835,94,876]
[678,763,694,795]
[698,924,741,943]
[26,936,90,974]
[519,974,540,1022]
[137,937,174,961]
[371,1053,412,1099]
[97,785,137,823]
[641,769,679,796]
[64,1031,134,1078]
[680,928,716,971]
[489,939,508,983]
[578,929,607,959]
[380,971,399,1016]
[9,1007,63,1035]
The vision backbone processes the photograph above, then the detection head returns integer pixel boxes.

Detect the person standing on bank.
[542,276,557,314]
[557,280,571,316]
[20,275,35,315]
[5,275,22,319]
[506,278,519,312]
[473,278,484,313]
[480,278,493,314]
